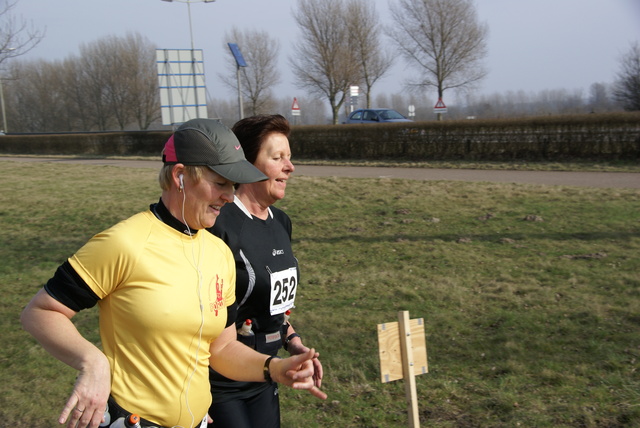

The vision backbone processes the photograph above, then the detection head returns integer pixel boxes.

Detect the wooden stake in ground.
[377,311,428,428]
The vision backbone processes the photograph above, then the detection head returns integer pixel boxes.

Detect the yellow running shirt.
[69,210,236,428]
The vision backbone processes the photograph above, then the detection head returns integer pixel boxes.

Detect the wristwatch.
[263,355,281,383]
[284,332,301,351]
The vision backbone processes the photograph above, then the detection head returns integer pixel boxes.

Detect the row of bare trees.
[3,32,159,133]
[209,82,623,126]
[289,0,393,124]
[220,0,489,125]
[217,0,397,125]
[1,0,638,132]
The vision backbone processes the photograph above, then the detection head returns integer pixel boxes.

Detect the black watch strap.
[263,356,281,383]
[284,332,301,351]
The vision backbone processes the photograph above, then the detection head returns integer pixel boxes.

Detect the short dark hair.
[231,114,290,165]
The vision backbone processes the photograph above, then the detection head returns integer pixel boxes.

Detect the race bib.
[269,266,297,315]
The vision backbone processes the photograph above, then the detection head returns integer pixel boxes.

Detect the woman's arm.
[284,323,323,388]
[21,288,111,428]
[209,325,327,400]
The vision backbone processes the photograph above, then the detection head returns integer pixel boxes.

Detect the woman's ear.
[172,164,185,191]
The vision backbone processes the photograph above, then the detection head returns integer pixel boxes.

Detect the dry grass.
[1,161,639,427]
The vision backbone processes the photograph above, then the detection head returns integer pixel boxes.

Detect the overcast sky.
[10,0,640,106]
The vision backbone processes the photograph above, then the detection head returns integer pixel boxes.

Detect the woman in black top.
[207,115,324,428]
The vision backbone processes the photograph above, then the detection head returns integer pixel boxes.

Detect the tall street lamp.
[0,77,6,133]
[0,47,16,133]
[161,0,216,51]
[161,0,215,124]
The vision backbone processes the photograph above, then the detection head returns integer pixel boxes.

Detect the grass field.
[1,160,639,427]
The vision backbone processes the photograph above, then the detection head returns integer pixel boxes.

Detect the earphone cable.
[178,185,206,428]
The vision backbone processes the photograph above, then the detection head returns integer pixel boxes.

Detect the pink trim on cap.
[163,135,178,162]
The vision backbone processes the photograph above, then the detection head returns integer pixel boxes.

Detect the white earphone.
[179,173,184,190]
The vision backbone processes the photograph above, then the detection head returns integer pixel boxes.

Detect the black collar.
[150,198,197,236]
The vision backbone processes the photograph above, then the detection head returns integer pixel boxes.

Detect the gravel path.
[1,156,638,189]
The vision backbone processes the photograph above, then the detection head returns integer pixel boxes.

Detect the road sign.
[433,98,447,114]
[291,97,300,116]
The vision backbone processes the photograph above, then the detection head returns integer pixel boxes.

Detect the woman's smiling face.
[182,168,235,230]
[252,132,295,204]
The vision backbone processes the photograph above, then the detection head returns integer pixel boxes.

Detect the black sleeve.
[272,207,293,240]
[225,302,238,328]
[44,261,100,312]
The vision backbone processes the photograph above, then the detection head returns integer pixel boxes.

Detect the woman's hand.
[21,289,112,428]
[58,354,111,428]
[286,338,323,389]
[270,348,327,400]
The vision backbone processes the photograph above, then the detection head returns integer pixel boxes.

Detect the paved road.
[1,156,639,189]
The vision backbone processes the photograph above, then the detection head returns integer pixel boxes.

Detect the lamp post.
[161,0,215,123]
[161,0,216,51]
[0,78,6,133]
[0,47,16,133]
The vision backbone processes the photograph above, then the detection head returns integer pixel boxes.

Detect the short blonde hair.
[158,165,206,190]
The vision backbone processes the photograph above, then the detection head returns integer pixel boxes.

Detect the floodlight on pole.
[161,0,216,51]
[161,0,215,125]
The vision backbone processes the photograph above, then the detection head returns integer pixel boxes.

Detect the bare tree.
[387,0,488,120]
[6,55,115,132]
[0,0,44,64]
[346,0,394,108]
[5,32,159,132]
[613,42,640,111]
[290,0,361,124]
[588,82,617,113]
[77,42,116,130]
[78,32,159,130]
[0,0,45,131]
[119,33,160,130]
[60,56,97,131]
[219,27,281,117]
[5,59,61,132]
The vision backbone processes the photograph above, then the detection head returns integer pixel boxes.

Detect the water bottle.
[283,309,291,325]
[98,403,111,427]
[125,414,141,428]
[110,414,141,428]
[238,319,254,336]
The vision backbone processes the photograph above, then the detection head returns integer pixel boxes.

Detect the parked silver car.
[344,108,412,124]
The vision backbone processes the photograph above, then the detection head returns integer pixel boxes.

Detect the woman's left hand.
[287,339,323,389]
[271,348,327,400]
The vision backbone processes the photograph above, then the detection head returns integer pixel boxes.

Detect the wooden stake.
[398,310,420,428]
[378,311,427,427]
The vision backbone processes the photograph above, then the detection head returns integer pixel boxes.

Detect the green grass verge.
[1,161,638,427]
[3,153,639,172]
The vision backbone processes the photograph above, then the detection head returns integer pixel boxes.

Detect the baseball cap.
[162,118,268,184]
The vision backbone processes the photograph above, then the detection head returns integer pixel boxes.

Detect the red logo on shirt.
[209,274,225,315]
